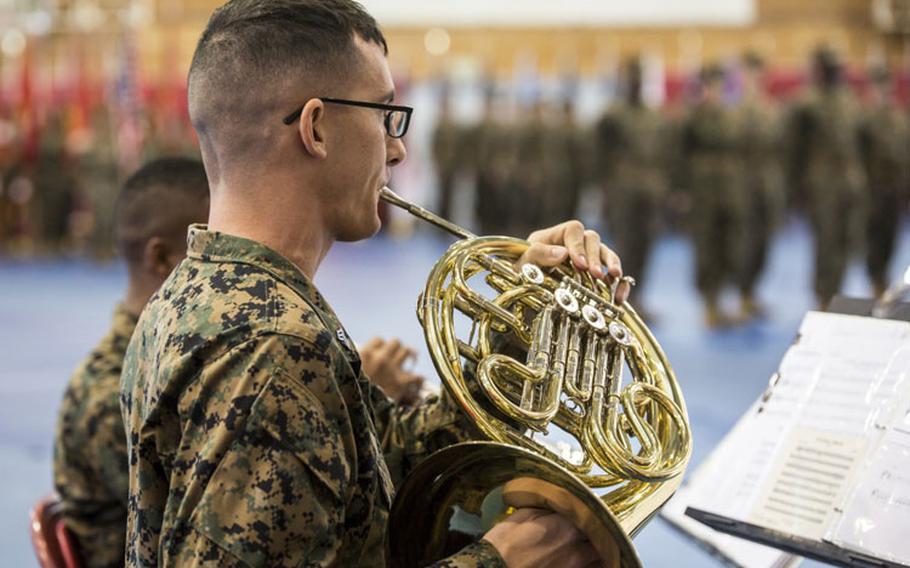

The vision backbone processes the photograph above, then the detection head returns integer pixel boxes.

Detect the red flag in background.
[19,42,40,165]
[59,44,95,156]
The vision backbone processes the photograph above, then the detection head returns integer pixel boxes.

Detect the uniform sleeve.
[169,336,353,567]
[430,540,506,567]
[54,373,129,568]
[370,384,479,488]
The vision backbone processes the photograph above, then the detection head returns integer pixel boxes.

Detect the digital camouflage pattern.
[596,103,669,290]
[469,120,519,236]
[54,304,136,568]
[120,225,505,567]
[431,118,463,221]
[735,97,785,297]
[680,100,746,303]
[859,103,909,292]
[787,90,865,304]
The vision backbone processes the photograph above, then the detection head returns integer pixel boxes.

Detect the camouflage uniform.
[858,103,909,293]
[681,100,746,306]
[470,120,517,236]
[83,110,121,259]
[735,98,785,298]
[54,304,136,568]
[431,118,462,222]
[596,103,669,290]
[513,116,551,233]
[33,115,77,252]
[538,119,586,228]
[120,225,504,567]
[788,90,865,305]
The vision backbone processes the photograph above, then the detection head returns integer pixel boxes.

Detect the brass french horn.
[380,187,691,567]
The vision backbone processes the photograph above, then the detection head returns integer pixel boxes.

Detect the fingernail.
[550,246,567,259]
[577,254,588,268]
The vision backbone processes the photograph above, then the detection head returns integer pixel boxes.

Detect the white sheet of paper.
[676,312,910,564]
[749,429,866,540]
[661,399,800,567]
[828,347,910,565]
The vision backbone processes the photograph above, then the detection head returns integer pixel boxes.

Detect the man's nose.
[387,136,407,166]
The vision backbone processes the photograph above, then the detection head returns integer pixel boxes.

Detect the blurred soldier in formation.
[470,87,518,235]
[515,97,585,232]
[680,64,746,327]
[430,86,461,221]
[514,100,554,233]
[33,112,78,253]
[81,109,121,258]
[548,98,587,225]
[858,66,909,298]
[734,52,785,319]
[596,57,669,312]
[787,46,865,310]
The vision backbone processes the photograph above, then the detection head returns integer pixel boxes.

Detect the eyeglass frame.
[282,97,413,139]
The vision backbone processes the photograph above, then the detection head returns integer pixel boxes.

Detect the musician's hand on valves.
[517,220,630,303]
[482,507,601,568]
[359,337,425,406]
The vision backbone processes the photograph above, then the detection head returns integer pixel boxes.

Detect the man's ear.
[299,98,328,159]
[143,236,180,279]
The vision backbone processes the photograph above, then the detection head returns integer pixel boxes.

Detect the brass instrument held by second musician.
[379,187,691,567]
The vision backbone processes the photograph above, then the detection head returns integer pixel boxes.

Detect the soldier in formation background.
[859,66,910,298]
[680,65,747,327]
[734,52,786,318]
[596,57,670,318]
[787,47,867,310]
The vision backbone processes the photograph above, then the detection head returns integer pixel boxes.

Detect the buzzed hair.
[114,157,210,266]
[187,0,387,160]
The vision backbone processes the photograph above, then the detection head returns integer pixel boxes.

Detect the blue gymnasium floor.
[1,218,909,567]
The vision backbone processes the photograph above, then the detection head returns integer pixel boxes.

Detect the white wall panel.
[359,0,757,27]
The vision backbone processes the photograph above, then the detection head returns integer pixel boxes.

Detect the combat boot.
[705,303,732,329]
[739,293,767,321]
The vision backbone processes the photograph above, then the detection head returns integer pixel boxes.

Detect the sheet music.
[662,400,801,567]
[749,429,866,540]
[741,313,910,538]
[676,312,910,566]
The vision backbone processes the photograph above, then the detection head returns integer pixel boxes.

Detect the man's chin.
[337,217,382,243]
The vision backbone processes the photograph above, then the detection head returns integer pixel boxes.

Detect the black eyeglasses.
[283,97,413,138]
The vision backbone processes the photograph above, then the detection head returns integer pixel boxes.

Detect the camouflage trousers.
[865,188,903,290]
[437,171,457,222]
[738,191,777,296]
[692,199,746,302]
[605,189,660,291]
[809,192,856,304]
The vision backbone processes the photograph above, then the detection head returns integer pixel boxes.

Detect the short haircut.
[187,0,387,156]
[114,158,210,265]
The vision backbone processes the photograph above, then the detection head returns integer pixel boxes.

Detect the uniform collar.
[112,302,139,339]
[186,224,361,365]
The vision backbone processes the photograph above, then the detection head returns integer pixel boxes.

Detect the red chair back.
[29,495,83,568]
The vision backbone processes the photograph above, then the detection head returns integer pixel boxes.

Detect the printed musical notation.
[667,311,910,567]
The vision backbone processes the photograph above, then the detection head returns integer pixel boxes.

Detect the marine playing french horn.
[379,187,692,567]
